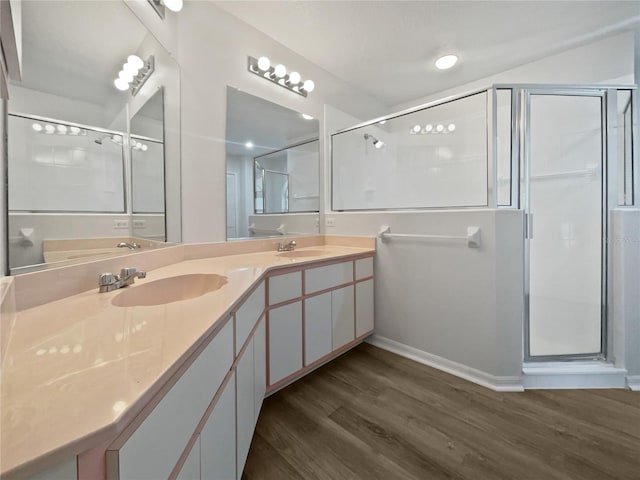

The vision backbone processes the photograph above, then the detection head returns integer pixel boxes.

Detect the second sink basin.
[277,249,325,258]
[111,273,228,307]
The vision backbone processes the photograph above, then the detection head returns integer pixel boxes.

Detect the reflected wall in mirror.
[6,1,180,274]
[225,87,320,239]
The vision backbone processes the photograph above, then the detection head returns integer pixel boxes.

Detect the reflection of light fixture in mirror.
[247,56,315,97]
[435,54,458,70]
[114,55,155,96]
[364,133,385,149]
[245,141,254,149]
[301,114,314,120]
[379,120,386,125]
[32,121,87,136]
[147,0,183,19]
[409,122,456,135]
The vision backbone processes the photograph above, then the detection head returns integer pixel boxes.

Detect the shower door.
[523,91,606,360]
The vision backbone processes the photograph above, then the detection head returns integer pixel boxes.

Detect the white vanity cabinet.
[267,256,375,391]
[268,301,303,385]
[107,321,234,480]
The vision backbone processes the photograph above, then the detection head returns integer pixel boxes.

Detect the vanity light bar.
[31,122,87,136]
[409,123,456,135]
[247,56,315,97]
[113,55,155,96]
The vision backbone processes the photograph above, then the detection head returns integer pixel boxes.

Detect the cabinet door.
[201,374,236,480]
[332,286,355,350]
[112,321,234,480]
[304,293,332,365]
[177,436,201,480]
[268,301,303,385]
[253,318,266,423]
[236,340,255,479]
[355,279,374,337]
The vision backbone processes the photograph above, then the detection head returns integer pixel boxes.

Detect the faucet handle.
[289,240,297,247]
[120,267,137,278]
[98,273,116,286]
[138,270,147,279]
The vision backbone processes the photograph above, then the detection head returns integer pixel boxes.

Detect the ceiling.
[215,0,640,106]
[18,1,148,106]
[226,87,319,157]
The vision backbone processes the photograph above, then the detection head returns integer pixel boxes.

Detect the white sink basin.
[111,273,228,307]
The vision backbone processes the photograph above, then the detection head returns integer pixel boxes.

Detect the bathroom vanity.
[0,236,375,479]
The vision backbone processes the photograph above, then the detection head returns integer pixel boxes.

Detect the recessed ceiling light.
[245,141,254,149]
[301,114,314,120]
[378,120,386,125]
[435,54,458,70]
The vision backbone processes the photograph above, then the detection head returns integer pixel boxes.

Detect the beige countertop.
[0,243,374,477]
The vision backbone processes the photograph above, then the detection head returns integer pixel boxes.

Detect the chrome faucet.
[117,242,141,250]
[277,240,297,252]
[98,267,147,293]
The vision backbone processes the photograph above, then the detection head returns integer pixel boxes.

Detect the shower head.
[364,133,385,149]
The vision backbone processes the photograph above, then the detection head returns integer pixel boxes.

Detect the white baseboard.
[523,363,628,389]
[366,334,524,392]
[626,375,640,391]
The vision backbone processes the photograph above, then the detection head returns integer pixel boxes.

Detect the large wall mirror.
[5,1,180,274]
[225,87,320,239]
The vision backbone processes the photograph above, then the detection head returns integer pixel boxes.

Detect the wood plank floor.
[243,343,640,480]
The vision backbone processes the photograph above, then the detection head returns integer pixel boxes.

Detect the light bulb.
[112,135,123,143]
[374,140,385,149]
[69,126,81,135]
[245,141,254,149]
[288,71,301,85]
[434,54,458,70]
[257,56,271,71]
[44,125,55,134]
[56,125,68,134]
[379,120,386,125]
[127,55,145,70]
[163,0,183,12]
[141,144,148,151]
[32,123,43,132]
[436,124,444,132]
[424,124,433,133]
[274,64,286,78]
[302,79,315,92]
[114,78,130,91]
[119,70,134,83]
[301,114,314,120]
[412,124,421,133]
[447,123,456,132]
[123,62,139,76]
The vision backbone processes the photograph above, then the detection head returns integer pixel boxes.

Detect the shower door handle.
[526,213,534,239]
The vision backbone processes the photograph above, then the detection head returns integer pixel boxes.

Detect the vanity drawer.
[268,271,302,305]
[235,281,265,353]
[110,320,234,480]
[304,261,352,294]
